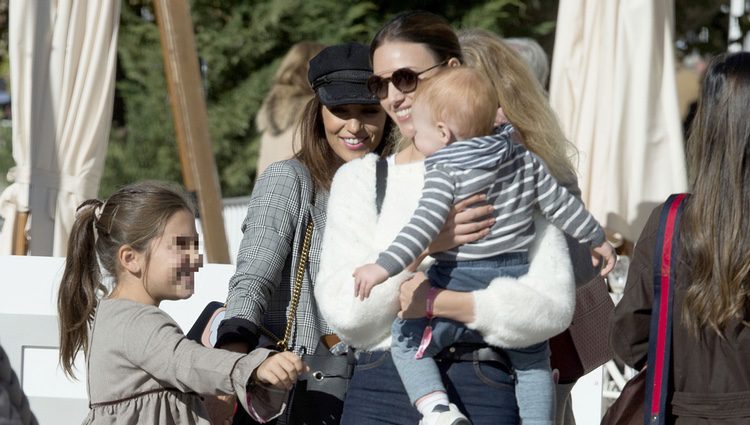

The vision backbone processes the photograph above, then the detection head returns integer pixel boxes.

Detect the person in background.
[57,181,303,424]
[316,11,578,425]
[612,52,750,425]
[504,37,550,91]
[255,41,325,177]
[458,29,601,425]
[0,342,37,425]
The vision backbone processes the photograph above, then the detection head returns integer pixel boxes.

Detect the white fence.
[0,254,621,424]
[0,255,233,424]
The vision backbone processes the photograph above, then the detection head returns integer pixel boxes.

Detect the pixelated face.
[145,209,203,302]
[321,103,387,162]
[411,100,447,156]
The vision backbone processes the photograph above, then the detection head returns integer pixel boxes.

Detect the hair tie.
[94,203,105,222]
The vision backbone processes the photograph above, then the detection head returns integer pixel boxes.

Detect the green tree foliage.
[103,0,560,197]
[675,0,731,56]
[0,1,740,197]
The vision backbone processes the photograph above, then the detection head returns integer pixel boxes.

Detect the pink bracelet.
[425,287,441,320]
[416,287,442,360]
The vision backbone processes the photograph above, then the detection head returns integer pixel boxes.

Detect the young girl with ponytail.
[57,181,305,425]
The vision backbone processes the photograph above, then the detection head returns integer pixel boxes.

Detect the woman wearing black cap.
[214,42,390,425]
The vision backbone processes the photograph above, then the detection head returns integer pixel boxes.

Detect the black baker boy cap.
[308,42,380,107]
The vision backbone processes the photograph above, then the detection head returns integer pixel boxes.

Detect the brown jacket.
[611,203,750,424]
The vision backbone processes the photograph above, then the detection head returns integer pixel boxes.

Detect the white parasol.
[0,0,120,255]
[549,0,688,241]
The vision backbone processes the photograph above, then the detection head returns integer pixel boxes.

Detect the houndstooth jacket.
[218,159,333,355]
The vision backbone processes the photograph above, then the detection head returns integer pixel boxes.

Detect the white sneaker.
[418,403,471,425]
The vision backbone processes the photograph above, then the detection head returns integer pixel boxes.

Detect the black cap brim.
[316,82,380,107]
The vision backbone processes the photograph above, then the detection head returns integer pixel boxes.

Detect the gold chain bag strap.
[258,220,314,351]
[266,218,353,425]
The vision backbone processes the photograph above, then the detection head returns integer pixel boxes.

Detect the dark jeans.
[341,350,519,425]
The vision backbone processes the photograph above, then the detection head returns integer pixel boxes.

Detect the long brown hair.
[294,97,392,191]
[458,29,579,194]
[58,181,195,378]
[682,52,750,337]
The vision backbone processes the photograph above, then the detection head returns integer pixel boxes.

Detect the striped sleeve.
[530,154,606,246]
[376,167,456,276]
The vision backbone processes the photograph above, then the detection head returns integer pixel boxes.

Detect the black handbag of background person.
[187,220,352,425]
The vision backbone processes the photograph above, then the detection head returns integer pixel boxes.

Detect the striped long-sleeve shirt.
[375,129,606,277]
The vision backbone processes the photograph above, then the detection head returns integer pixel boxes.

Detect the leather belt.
[352,344,513,375]
[434,344,513,374]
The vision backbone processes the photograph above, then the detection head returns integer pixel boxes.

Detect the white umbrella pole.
[728,0,748,52]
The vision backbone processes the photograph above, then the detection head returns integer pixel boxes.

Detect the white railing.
[0,254,635,424]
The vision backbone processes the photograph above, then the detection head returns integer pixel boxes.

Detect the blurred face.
[145,209,203,303]
[321,103,387,162]
[372,41,445,139]
[411,100,447,156]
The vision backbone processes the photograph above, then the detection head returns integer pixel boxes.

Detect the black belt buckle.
[435,344,513,374]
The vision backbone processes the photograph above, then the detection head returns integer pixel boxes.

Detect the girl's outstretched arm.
[123,305,290,421]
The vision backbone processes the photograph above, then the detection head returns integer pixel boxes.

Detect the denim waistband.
[434,251,529,268]
[353,344,512,373]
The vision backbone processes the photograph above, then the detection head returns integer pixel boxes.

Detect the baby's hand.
[353,263,389,300]
[255,351,307,390]
[592,241,617,276]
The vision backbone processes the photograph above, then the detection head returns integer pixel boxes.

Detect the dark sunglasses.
[367,60,448,99]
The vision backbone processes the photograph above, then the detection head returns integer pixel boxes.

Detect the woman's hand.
[398,273,430,319]
[398,272,477,323]
[429,193,495,254]
[255,351,308,390]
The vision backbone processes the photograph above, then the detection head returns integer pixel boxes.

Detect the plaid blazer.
[219,159,333,355]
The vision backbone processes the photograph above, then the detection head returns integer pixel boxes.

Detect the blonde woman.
[458,29,579,193]
[459,29,599,425]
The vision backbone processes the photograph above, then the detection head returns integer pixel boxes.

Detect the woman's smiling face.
[321,103,386,163]
[371,41,445,139]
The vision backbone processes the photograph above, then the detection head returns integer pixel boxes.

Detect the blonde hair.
[458,29,579,193]
[414,67,496,140]
[256,41,325,136]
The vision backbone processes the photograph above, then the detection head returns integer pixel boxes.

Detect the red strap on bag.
[644,193,688,425]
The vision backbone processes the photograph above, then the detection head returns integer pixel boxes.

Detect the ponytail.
[57,181,196,378]
[58,199,108,378]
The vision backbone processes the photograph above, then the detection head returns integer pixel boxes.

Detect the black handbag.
[189,220,352,425]
[285,341,353,425]
[256,220,352,425]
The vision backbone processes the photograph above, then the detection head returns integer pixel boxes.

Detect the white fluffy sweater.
[315,154,575,351]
